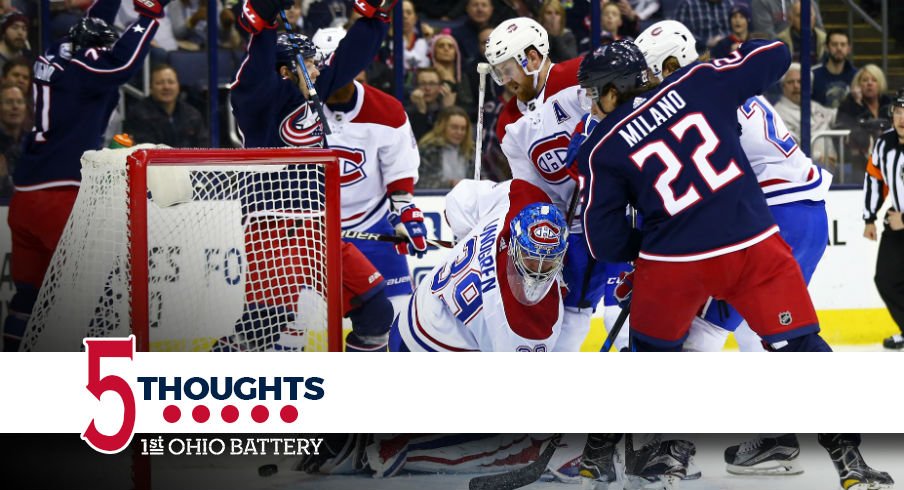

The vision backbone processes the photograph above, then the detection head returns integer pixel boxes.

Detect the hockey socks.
[345,289,395,352]
[770,332,832,352]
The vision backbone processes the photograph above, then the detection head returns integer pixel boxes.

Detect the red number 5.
[81,336,137,454]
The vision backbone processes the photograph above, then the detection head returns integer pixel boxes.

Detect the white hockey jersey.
[397,180,564,352]
[323,81,421,230]
[497,58,584,212]
[738,95,833,206]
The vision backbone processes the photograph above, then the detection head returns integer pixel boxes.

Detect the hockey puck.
[258,464,278,477]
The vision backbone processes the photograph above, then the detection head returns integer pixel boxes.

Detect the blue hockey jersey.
[579,40,791,263]
[229,17,386,149]
[14,0,159,190]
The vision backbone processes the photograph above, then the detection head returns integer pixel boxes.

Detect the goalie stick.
[474,62,491,180]
[278,9,331,135]
[468,435,562,490]
[341,230,454,249]
[601,305,629,352]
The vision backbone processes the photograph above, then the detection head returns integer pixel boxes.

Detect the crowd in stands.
[1,0,904,197]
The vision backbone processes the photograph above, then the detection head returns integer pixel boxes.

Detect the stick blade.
[467,435,560,490]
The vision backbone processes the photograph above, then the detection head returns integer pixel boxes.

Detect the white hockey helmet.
[634,20,698,81]
[312,27,347,67]
[484,17,550,85]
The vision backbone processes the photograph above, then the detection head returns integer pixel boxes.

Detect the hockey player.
[309,25,423,318]
[485,17,607,348]
[632,20,833,353]
[389,180,569,352]
[4,0,167,351]
[229,0,419,352]
[576,39,831,352]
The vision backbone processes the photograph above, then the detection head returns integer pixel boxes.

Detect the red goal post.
[22,147,343,353]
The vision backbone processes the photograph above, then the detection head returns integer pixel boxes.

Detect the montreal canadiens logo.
[528,131,572,184]
[332,146,367,186]
[507,23,518,33]
[528,220,561,247]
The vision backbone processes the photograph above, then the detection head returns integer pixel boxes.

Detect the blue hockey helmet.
[577,40,649,100]
[67,17,116,52]
[276,33,316,72]
[508,202,569,305]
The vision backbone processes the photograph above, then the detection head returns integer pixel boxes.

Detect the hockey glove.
[388,193,428,258]
[353,0,399,22]
[238,0,293,33]
[133,0,170,19]
[614,269,634,309]
[563,113,598,182]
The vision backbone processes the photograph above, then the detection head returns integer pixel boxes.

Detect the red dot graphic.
[221,405,239,423]
[192,405,210,423]
[163,405,181,423]
[280,405,298,423]
[251,405,269,423]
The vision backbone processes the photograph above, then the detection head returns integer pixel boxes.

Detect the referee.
[863,89,904,349]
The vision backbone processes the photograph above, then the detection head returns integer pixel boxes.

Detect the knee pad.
[348,289,395,338]
[771,332,832,352]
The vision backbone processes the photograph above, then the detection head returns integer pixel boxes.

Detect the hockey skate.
[828,444,895,490]
[624,437,694,490]
[579,434,625,490]
[724,434,803,475]
[882,334,904,350]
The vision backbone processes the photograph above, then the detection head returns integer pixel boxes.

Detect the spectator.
[464,26,499,120]
[711,2,750,59]
[400,1,431,72]
[773,63,837,166]
[452,0,494,66]
[627,0,661,27]
[751,0,823,40]
[836,64,892,180]
[812,30,857,109]
[124,64,208,147]
[168,0,239,50]
[0,11,29,71]
[406,67,453,140]
[0,83,25,197]
[284,0,304,32]
[538,0,577,62]
[303,0,352,35]
[674,0,733,49]
[612,0,641,37]
[602,2,628,41]
[776,0,825,64]
[430,32,474,116]
[1,57,30,127]
[416,106,474,189]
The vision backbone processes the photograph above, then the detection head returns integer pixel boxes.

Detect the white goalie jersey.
[396,180,564,352]
[738,95,833,206]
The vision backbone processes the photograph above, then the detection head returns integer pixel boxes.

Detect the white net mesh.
[22,147,339,352]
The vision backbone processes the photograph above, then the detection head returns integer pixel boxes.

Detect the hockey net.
[21,147,342,352]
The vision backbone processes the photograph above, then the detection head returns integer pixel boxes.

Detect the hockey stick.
[601,305,629,352]
[278,10,331,135]
[468,435,562,490]
[473,62,491,180]
[341,230,454,249]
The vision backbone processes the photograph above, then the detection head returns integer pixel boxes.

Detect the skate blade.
[726,459,804,476]
[625,474,681,490]
[842,481,895,490]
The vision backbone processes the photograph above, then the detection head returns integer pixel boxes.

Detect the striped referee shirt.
[863,129,904,223]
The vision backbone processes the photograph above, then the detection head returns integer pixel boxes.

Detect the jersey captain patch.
[552,100,570,124]
[528,131,572,184]
[333,146,367,186]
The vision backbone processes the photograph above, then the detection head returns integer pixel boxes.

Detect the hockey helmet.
[312,27,347,68]
[890,88,904,117]
[578,40,649,103]
[485,17,550,86]
[67,17,116,53]
[276,33,316,72]
[507,202,569,305]
[634,20,698,81]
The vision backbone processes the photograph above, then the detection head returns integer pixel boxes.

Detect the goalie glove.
[353,0,399,22]
[239,0,293,34]
[614,269,634,309]
[388,193,428,258]
[133,0,170,19]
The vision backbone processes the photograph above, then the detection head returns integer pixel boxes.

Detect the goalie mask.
[276,33,316,73]
[507,203,568,305]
